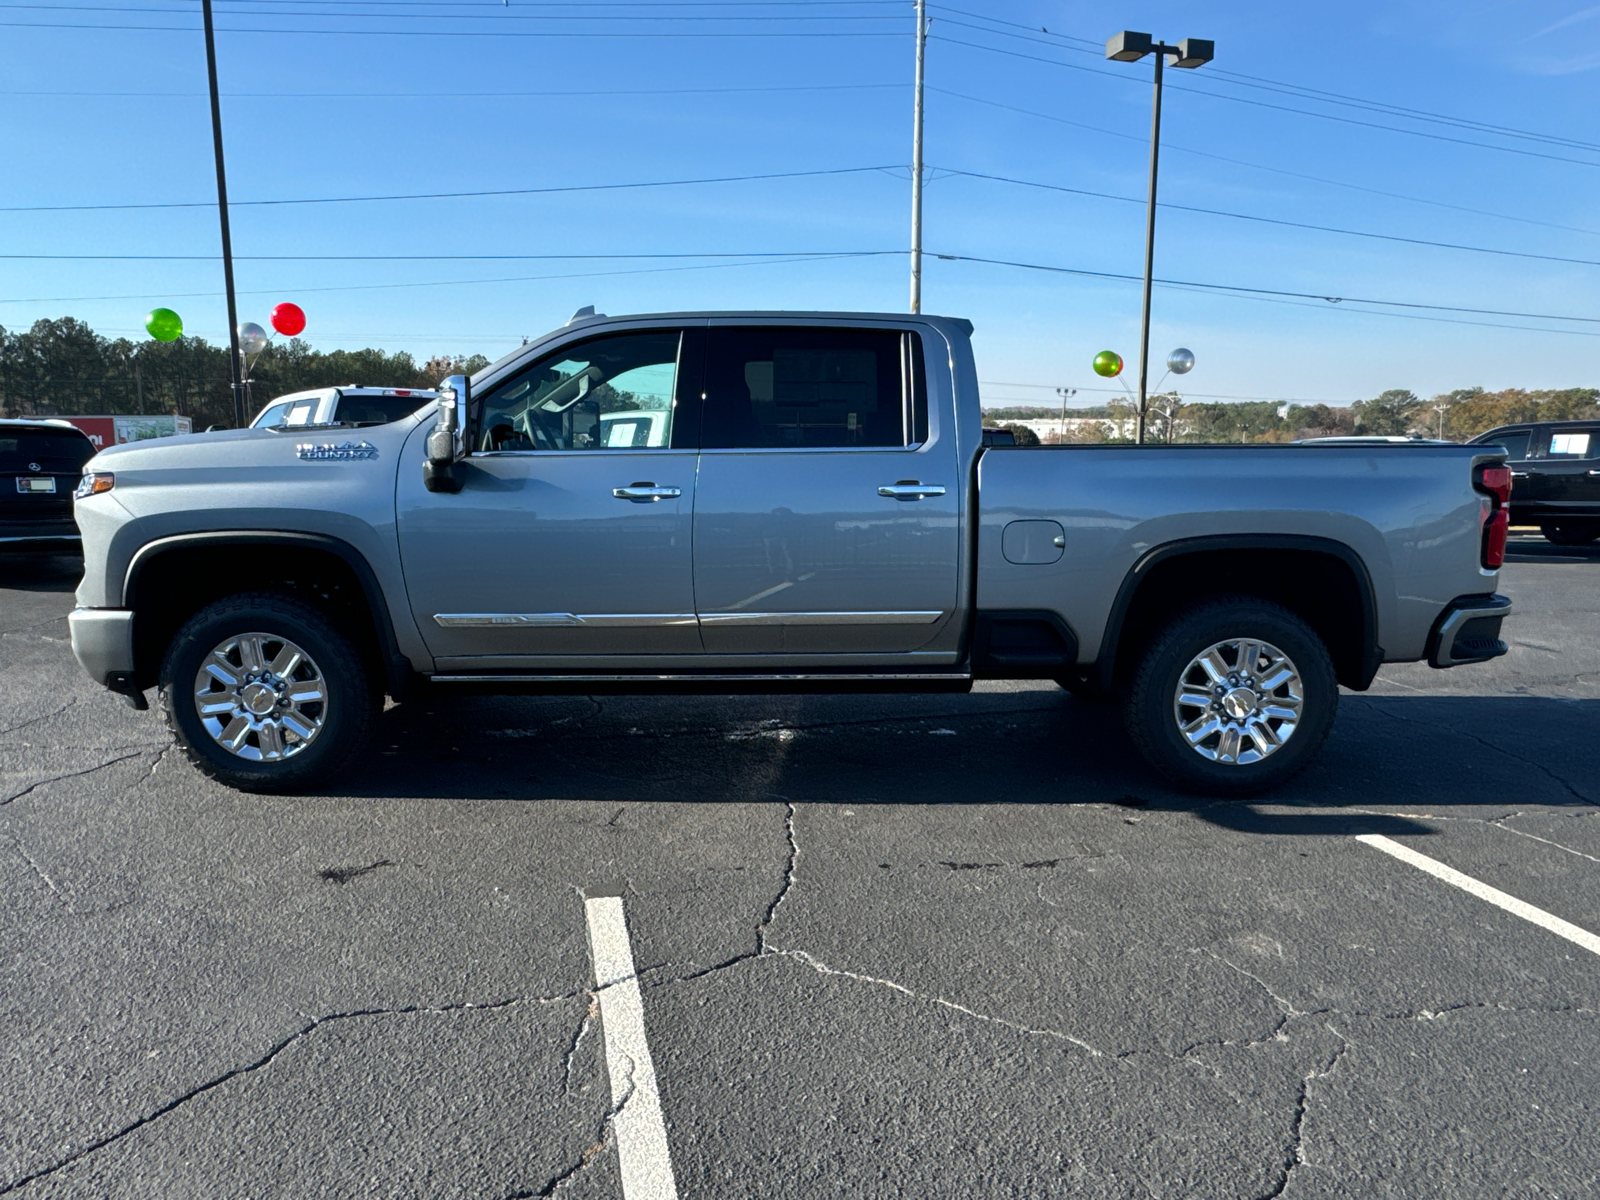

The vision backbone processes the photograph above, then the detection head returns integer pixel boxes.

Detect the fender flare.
[1095,533,1382,692]
[123,530,412,696]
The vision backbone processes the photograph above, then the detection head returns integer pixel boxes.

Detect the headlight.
[75,472,114,499]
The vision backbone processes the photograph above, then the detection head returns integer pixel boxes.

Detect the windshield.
[0,430,94,472]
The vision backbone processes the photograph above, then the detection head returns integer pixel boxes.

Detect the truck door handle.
[878,481,947,500]
[1588,469,1600,477]
[612,482,681,502]
[1510,471,1529,478]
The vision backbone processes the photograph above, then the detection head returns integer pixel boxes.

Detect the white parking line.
[584,892,680,1200]
[1357,833,1600,957]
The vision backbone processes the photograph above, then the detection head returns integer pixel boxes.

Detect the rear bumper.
[68,607,145,706]
[1427,594,1512,668]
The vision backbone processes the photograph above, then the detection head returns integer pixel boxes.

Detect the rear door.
[396,325,704,663]
[1531,425,1600,515]
[691,323,960,656]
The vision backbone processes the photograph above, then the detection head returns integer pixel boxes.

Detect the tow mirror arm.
[423,374,468,494]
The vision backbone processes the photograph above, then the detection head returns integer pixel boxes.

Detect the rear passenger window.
[1546,430,1595,458]
[701,327,927,450]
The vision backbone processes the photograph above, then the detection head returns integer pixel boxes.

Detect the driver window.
[474,330,682,453]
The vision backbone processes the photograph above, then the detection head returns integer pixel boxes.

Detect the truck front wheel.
[159,592,377,792]
[1123,598,1338,796]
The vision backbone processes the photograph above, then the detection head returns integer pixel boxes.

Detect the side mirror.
[423,374,468,494]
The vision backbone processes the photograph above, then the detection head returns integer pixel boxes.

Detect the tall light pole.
[201,0,246,428]
[1105,32,1212,444]
[909,0,927,313]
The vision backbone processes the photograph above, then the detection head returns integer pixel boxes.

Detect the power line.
[929,86,1600,240]
[933,6,1600,155]
[929,251,1600,330]
[0,164,905,212]
[931,34,1600,170]
[0,2,908,18]
[0,249,903,261]
[0,251,886,305]
[0,82,903,97]
[940,167,1600,271]
[0,17,902,34]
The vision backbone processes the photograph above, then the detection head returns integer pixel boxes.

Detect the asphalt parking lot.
[2,533,1597,1199]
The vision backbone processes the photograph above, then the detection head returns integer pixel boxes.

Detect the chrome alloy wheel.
[1173,637,1303,765]
[193,632,328,761]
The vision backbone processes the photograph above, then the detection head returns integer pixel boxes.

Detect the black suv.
[0,419,96,552]
[1470,419,1600,545]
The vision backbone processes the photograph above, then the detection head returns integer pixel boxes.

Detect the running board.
[424,671,973,695]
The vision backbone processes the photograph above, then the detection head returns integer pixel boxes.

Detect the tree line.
[0,317,493,428]
[985,385,1600,444]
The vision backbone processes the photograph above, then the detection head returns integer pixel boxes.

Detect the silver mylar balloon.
[237,322,269,355]
[1166,347,1195,375]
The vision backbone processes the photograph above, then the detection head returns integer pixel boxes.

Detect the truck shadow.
[339,690,1600,838]
[0,553,82,593]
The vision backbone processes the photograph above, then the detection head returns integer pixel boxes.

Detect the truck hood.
[91,411,431,473]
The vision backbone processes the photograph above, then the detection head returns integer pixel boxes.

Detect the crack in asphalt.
[0,992,585,1195]
[1366,700,1598,807]
[0,748,156,806]
[504,1053,638,1199]
[1253,1039,1351,1200]
[560,995,599,1097]
[755,800,798,954]
[0,700,78,738]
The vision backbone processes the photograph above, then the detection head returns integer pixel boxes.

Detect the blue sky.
[4,0,1600,408]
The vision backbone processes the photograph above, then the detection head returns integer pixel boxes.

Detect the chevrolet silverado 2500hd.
[67,310,1513,795]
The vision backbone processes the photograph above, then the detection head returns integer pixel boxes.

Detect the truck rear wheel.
[1123,598,1338,796]
[1540,520,1600,546]
[159,592,377,792]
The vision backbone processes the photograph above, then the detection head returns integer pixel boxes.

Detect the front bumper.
[68,607,146,707]
[1427,594,1512,668]
[0,530,81,552]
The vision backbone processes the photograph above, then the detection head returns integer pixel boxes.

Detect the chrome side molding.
[698,611,944,626]
[434,613,698,628]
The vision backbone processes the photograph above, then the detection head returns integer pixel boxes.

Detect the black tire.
[160,591,377,793]
[1540,521,1600,547]
[1122,597,1338,797]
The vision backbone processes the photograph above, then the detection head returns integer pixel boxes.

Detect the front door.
[691,323,961,656]
[396,326,702,664]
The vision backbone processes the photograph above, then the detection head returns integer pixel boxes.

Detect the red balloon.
[270,302,306,337]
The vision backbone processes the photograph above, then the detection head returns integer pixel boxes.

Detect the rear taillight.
[1474,464,1511,570]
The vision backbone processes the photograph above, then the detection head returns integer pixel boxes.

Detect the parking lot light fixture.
[1105,31,1213,444]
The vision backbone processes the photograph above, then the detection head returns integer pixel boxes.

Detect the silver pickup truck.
[67,310,1513,796]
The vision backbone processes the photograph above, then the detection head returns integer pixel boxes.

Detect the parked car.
[981,427,1017,447]
[1468,420,1600,545]
[250,386,437,431]
[0,418,96,553]
[68,309,1511,797]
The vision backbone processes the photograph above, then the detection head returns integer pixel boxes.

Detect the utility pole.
[908,0,927,314]
[201,0,246,428]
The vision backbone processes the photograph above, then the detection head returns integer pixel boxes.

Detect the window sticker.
[1549,432,1591,457]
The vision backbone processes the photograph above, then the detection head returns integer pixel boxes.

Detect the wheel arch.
[1096,534,1381,694]
[123,531,411,697]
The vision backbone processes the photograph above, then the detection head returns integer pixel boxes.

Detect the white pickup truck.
[68,310,1512,796]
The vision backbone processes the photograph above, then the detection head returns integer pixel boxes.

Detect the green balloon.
[145,308,183,342]
[1092,350,1123,378]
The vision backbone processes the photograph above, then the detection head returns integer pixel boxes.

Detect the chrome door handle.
[1588,469,1600,476]
[878,481,948,500]
[612,483,681,502]
[1510,471,1530,478]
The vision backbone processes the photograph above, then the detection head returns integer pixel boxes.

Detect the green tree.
[1352,389,1423,435]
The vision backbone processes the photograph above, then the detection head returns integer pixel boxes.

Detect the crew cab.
[1469,420,1600,545]
[67,310,1513,796]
